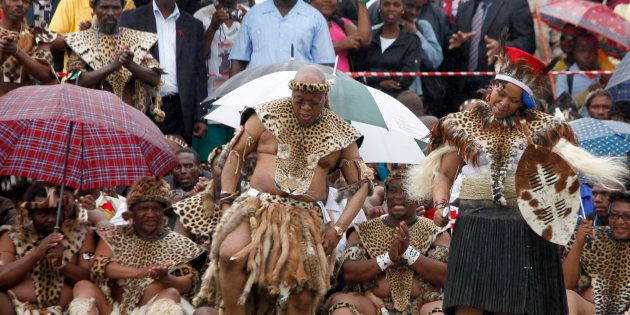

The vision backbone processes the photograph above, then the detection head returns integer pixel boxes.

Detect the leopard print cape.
[429,102,576,205]
[253,97,362,196]
[95,225,204,315]
[64,28,164,121]
[354,216,440,312]
[0,208,88,308]
[566,227,630,314]
[0,20,55,84]
[172,181,221,244]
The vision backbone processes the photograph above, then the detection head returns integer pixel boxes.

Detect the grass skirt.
[195,192,330,312]
[443,200,568,315]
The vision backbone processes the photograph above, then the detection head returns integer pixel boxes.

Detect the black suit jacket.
[451,0,535,72]
[119,5,207,139]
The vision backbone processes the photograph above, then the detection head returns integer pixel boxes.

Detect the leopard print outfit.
[172,182,221,245]
[344,216,443,313]
[566,227,630,314]
[0,21,55,85]
[195,193,329,313]
[253,97,362,195]
[0,208,88,310]
[429,102,576,205]
[64,28,165,121]
[93,225,204,315]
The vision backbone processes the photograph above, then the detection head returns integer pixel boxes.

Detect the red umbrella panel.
[0,84,178,191]
[539,0,630,58]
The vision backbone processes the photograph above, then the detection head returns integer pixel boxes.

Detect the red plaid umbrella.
[0,84,178,191]
[539,0,630,58]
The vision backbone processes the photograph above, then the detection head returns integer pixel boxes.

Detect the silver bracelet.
[376,252,393,271]
[401,246,421,266]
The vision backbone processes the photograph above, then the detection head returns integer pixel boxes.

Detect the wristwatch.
[333,225,344,237]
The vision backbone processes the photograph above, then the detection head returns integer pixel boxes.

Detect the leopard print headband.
[288,79,332,94]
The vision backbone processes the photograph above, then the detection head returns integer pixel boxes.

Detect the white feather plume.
[552,139,629,190]
[404,145,457,201]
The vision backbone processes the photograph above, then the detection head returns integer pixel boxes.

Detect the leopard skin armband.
[91,256,118,281]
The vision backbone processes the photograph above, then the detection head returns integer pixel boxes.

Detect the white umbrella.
[205,71,429,164]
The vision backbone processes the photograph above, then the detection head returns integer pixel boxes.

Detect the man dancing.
[195,65,372,314]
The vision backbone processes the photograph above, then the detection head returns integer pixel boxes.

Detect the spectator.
[228,0,336,76]
[120,0,208,145]
[64,0,165,121]
[0,182,95,313]
[563,191,630,315]
[555,33,608,104]
[167,148,211,202]
[610,100,630,123]
[354,0,421,101]
[580,89,613,120]
[553,25,614,73]
[194,0,242,94]
[446,0,535,108]
[592,182,614,226]
[50,0,134,35]
[310,0,371,72]
[68,177,204,315]
[0,0,56,96]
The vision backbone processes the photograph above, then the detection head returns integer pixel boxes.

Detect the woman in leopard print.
[405,43,628,315]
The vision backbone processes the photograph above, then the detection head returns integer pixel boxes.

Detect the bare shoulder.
[340,142,361,160]
[242,112,266,140]
[0,230,15,250]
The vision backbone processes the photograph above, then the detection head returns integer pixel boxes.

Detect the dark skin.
[0,0,54,85]
[229,0,298,77]
[75,0,161,89]
[378,0,403,92]
[0,193,94,309]
[203,0,237,58]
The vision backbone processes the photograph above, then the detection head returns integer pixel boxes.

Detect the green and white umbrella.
[205,71,428,164]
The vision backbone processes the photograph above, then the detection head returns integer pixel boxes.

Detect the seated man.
[563,191,630,315]
[68,176,204,315]
[64,0,165,122]
[327,171,450,315]
[167,148,211,202]
[0,182,94,314]
[0,0,56,96]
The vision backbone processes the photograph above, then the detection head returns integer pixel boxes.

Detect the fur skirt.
[195,192,330,312]
[443,199,568,315]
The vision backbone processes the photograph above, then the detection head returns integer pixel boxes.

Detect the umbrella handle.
[54,121,75,232]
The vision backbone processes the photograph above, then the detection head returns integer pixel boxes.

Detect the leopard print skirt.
[443,199,568,315]
[196,191,330,313]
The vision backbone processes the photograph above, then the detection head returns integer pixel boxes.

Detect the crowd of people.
[0,0,630,314]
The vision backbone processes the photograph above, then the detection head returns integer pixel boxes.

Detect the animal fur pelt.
[404,145,457,201]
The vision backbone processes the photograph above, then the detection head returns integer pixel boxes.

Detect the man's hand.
[79,19,92,31]
[0,35,18,56]
[194,121,208,138]
[118,49,134,68]
[321,226,342,256]
[46,242,65,267]
[79,195,96,210]
[484,36,499,65]
[402,20,419,34]
[379,79,402,91]
[433,206,449,227]
[575,219,593,247]
[146,263,172,280]
[209,8,229,32]
[365,206,387,219]
[448,31,475,50]
[34,233,64,259]
[388,222,409,261]
[415,205,425,217]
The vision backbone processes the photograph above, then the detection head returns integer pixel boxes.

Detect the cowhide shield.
[515,144,580,245]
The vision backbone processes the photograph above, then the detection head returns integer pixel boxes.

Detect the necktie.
[468,1,485,71]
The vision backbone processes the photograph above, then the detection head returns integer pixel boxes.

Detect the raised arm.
[562,220,591,290]
[432,149,464,227]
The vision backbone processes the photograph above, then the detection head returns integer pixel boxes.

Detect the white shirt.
[379,36,395,53]
[153,0,180,96]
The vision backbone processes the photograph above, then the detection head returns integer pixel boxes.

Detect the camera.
[227,9,240,21]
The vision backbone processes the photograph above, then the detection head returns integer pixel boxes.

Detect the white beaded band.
[376,252,393,271]
[401,246,421,266]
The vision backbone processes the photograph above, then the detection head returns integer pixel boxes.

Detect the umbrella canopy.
[205,61,386,129]
[206,71,429,164]
[568,118,630,163]
[0,84,178,190]
[606,52,630,101]
[539,0,630,58]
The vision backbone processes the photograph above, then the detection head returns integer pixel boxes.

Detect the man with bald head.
[194,65,372,314]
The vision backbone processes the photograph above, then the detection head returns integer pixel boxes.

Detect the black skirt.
[443,200,568,315]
